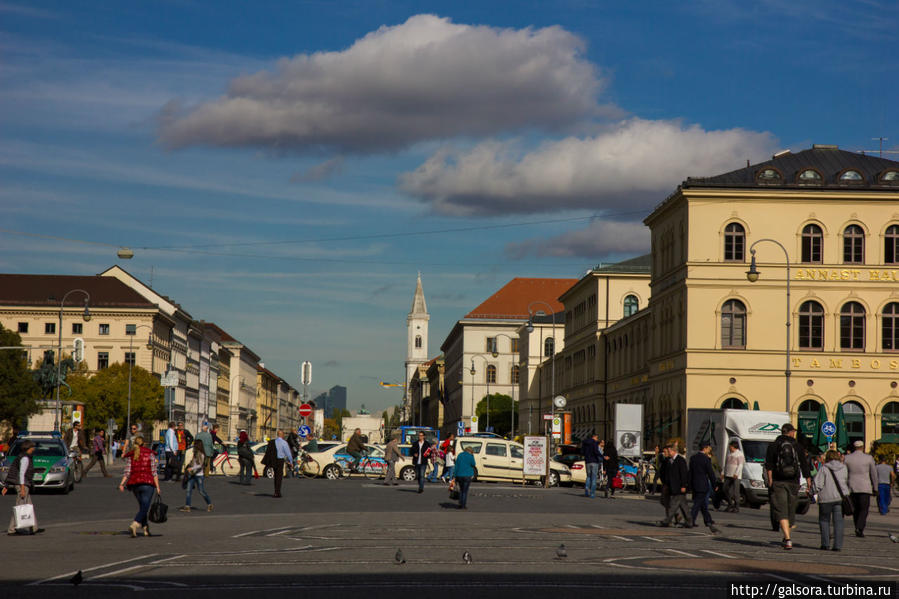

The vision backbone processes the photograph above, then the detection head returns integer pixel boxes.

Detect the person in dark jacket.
[689,442,720,532]
[582,432,601,498]
[346,429,366,472]
[764,423,812,550]
[658,446,689,527]
[602,441,619,498]
[236,430,254,485]
[409,431,431,493]
[3,440,39,535]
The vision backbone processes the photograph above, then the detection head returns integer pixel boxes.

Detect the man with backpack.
[764,423,812,550]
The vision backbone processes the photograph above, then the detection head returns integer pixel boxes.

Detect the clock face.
[553,396,567,409]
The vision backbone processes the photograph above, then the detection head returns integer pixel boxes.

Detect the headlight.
[750,479,766,488]
[50,459,68,473]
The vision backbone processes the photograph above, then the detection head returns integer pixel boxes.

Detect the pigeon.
[889,534,898,543]
[395,549,406,564]
[556,543,567,559]
[462,551,472,565]
[70,570,83,586]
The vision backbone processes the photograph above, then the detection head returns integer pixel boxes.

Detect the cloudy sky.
[2,1,896,412]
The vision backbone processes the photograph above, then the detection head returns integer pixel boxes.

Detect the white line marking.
[766,574,793,582]
[233,526,291,538]
[642,536,664,542]
[664,549,698,557]
[27,554,159,586]
[701,550,735,559]
[611,535,633,542]
[91,564,148,580]
[150,554,185,565]
[590,524,605,529]
[267,529,294,537]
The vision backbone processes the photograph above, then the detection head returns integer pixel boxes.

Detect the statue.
[33,350,77,399]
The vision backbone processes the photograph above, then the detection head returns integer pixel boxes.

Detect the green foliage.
[322,418,339,440]
[0,324,41,429]
[871,442,899,464]
[475,393,515,437]
[334,408,351,437]
[66,363,164,432]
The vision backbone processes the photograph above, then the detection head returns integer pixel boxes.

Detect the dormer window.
[838,169,863,182]
[756,167,783,183]
[879,170,899,184]
[797,169,823,184]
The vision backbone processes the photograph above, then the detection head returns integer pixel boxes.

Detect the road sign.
[457,421,464,436]
[298,425,311,438]
[542,414,554,421]
[72,338,84,363]
[299,403,313,418]
[161,372,179,387]
[523,436,547,476]
[551,416,561,438]
[301,361,312,386]
[72,410,81,423]
[821,421,836,437]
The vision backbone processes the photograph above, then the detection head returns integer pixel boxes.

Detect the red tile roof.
[0,274,156,308]
[465,278,577,320]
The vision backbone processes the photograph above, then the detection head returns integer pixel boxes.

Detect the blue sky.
[2,1,896,412]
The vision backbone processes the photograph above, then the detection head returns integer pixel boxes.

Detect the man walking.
[122,423,140,456]
[174,422,192,481]
[602,441,619,498]
[410,431,430,493]
[844,440,878,537]
[658,444,688,527]
[722,440,745,512]
[764,423,812,550]
[163,422,178,481]
[263,430,293,498]
[196,425,214,476]
[83,428,111,477]
[689,442,720,532]
[582,432,601,498]
[383,435,403,486]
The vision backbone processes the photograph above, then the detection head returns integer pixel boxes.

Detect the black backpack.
[774,439,798,479]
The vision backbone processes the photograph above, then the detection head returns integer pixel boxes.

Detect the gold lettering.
[841,269,850,280]
[810,359,821,368]
[851,359,861,369]
[795,270,805,280]
[871,359,881,369]
[890,360,898,370]
[829,270,840,281]
[817,269,828,281]
[792,357,803,368]
[829,359,842,368]
[852,270,861,280]
[871,271,881,281]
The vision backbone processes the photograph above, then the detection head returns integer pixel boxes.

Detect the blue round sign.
[298,425,312,438]
[821,421,836,437]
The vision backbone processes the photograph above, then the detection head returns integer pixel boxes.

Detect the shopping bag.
[148,493,168,523]
[14,503,35,530]
[449,479,460,500]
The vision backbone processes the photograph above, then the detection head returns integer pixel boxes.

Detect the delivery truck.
[686,409,810,514]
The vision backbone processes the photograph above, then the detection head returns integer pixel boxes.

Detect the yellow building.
[607,145,899,446]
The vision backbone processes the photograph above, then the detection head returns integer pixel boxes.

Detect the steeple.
[409,271,428,316]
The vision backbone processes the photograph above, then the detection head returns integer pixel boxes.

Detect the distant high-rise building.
[314,386,347,418]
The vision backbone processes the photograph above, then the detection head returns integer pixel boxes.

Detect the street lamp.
[746,240,792,413]
[125,324,154,436]
[490,332,518,439]
[469,354,491,432]
[55,290,91,432]
[526,300,557,488]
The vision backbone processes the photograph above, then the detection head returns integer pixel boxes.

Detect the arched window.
[721,397,747,410]
[883,303,899,351]
[843,225,865,264]
[797,169,823,185]
[721,299,747,348]
[623,295,639,318]
[798,399,822,437]
[801,224,823,264]
[414,335,422,349]
[486,364,496,384]
[756,167,783,183]
[544,337,555,358]
[839,169,863,182]
[511,364,520,384]
[840,301,866,351]
[885,225,899,264]
[842,401,865,447]
[798,301,824,350]
[724,222,745,262]
[882,401,899,442]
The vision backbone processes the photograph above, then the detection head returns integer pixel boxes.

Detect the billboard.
[614,403,643,458]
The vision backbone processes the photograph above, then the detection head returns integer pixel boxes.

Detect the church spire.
[409,272,428,316]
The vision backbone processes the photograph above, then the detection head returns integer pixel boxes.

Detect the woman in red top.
[118,436,161,537]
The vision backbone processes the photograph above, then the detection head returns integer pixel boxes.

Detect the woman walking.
[237,430,254,485]
[454,446,476,509]
[440,434,456,482]
[813,449,850,551]
[118,436,161,537]
[181,440,213,512]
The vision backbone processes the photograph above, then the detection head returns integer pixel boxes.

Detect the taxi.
[0,432,76,493]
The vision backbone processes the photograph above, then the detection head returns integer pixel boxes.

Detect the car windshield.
[510,445,524,459]
[741,440,770,463]
[10,439,65,458]
[459,441,482,454]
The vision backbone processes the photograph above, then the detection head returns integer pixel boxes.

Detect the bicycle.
[293,450,320,479]
[69,451,84,483]
[333,453,384,480]
[215,450,240,476]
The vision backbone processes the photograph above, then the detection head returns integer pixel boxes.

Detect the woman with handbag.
[118,436,161,537]
[813,449,851,552]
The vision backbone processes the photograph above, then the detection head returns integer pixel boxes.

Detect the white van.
[687,409,809,513]
[451,437,571,487]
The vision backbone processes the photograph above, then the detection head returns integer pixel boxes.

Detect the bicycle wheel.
[333,458,351,479]
[300,456,320,478]
[72,459,84,483]
[361,458,383,480]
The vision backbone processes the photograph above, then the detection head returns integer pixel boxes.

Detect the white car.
[452,437,571,487]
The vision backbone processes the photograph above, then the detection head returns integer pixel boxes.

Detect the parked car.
[0,432,76,494]
[310,443,390,480]
[452,437,571,487]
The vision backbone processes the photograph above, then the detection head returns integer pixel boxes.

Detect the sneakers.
[783,539,792,550]
[207,504,214,512]
[179,506,191,512]
[709,524,720,534]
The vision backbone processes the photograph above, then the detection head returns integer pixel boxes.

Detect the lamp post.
[526,301,557,488]
[125,324,154,436]
[55,290,91,432]
[490,332,518,439]
[746,240,791,413]
[469,354,490,432]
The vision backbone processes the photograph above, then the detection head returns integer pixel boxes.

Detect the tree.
[66,363,164,432]
[322,418,339,440]
[475,393,514,437]
[0,324,41,431]
[334,408,352,439]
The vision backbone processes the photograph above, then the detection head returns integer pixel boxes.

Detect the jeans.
[690,490,713,526]
[441,465,455,481]
[415,463,428,491]
[850,492,871,533]
[818,501,844,549]
[455,476,472,508]
[427,462,440,482]
[348,451,363,471]
[186,475,211,507]
[238,458,253,484]
[585,462,600,497]
[877,483,891,515]
[132,484,155,527]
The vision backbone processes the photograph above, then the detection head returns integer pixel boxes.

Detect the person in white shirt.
[722,440,745,513]
[3,440,38,534]
[163,422,178,481]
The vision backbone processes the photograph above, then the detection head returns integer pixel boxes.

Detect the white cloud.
[506,219,650,259]
[399,118,778,216]
[158,14,603,153]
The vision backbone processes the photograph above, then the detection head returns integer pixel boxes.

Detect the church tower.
[405,273,429,394]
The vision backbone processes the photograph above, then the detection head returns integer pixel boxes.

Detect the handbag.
[448,479,460,500]
[828,468,853,517]
[148,492,168,523]
[612,475,623,489]
[13,503,35,530]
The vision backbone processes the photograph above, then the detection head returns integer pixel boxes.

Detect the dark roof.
[0,274,157,308]
[592,254,652,274]
[204,322,238,343]
[683,146,899,190]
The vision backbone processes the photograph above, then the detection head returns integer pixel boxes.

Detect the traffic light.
[72,338,84,363]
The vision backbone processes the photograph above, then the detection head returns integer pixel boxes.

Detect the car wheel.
[323,464,341,480]
[400,466,417,481]
[264,467,274,479]
[547,471,560,487]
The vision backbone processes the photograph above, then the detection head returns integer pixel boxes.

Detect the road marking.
[91,564,148,580]
[150,555,186,565]
[701,550,735,559]
[27,554,159,586]
[267,529,294,537]
[590,524,605,529]
[642,536,664,542]
[233,526,292,538]
[664,549,698,557]
[611,535,633,542]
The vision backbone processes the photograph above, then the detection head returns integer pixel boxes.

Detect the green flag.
[812,403,829,453]
[834,403,849,452]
